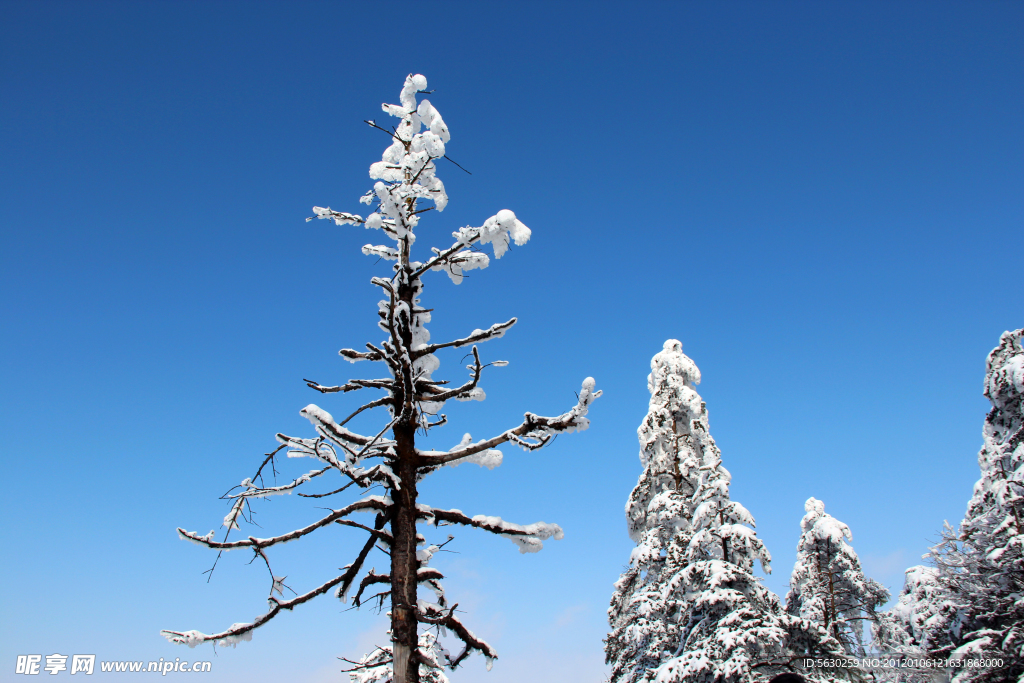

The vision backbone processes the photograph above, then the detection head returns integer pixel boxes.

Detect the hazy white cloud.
[554,602,589,629]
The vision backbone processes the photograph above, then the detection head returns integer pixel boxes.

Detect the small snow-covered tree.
[607,341,851,683]
[785,498,889,656]
[872,566,956,682]
[873,565,949,654]
[349,631,450,683]
[162,74,600,683]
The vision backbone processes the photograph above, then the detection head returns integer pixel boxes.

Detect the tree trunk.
[391,270,420,683]
[391,422,419,683]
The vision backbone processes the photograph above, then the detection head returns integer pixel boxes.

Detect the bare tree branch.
[419,346,483,404]
[167,509,393,650]
[177,497,389,550]
[336,519,394,544]
[223,467,331,501]
[354,570,391,607]
[412,318,516,359]
[337,397,393,429]
[162,570,355,648]
[301,404,385,448]
[417,377,600,467]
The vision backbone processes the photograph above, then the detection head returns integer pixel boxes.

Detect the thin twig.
[443,155,472,175]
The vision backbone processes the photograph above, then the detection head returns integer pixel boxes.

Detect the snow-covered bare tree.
[607,341,852,683]
[785,498,889,656]
[161,74,600,683]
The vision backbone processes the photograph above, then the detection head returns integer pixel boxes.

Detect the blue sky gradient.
[1,1,1021,680]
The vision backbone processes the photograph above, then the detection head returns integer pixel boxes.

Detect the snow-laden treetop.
[798,497,853,546]
[968,328,1023,538]
[626,339,706,545]
[984,328,1024,412]
[310,73,531,284]
[648,340,701,402]
[639,339,702,469]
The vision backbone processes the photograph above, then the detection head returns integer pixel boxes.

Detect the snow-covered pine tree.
[875,329,1024,683]
[873,565,947,654]
[349,631,450,683]
[927,328,1024,682]
[785,498,889,656]
[607,341,851,683]
[872,566,956,682]
[606,340,706,683]
[161,74,600,683]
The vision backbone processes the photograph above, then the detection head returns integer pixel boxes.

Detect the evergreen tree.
[348,631,450,683]
[785,498,889,656]
[606,340,706,683]
[929,328,1024,682]
[878,328,1023,683]
[873,565,944,653]
[872,566,955,682]
[162,74,600,683]
[608,341,851,683]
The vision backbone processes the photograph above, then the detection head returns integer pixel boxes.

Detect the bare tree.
[162,73,600,683]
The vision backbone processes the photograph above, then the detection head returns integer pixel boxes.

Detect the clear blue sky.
[1,1,1021,680]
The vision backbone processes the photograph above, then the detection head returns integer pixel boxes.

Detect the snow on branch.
[274,434,399,492]
[418,377,601,467]
[438,433,503,470]
[412,318,516,358]
[165,512,391,648]
[339,344,386,364]
[417,346,486,405]
[419,506,563,554]
[276,433,348,471]
[457,210,531,260]
[302,379,369,393]
[300,404,388,448]
[302,377,397,395]
[162,571,355,649]
[414,604,497,670]
[307,206,365,226]
[363,244,400,261]
[407,210,529,285]
[176,497,389,550]
[223,466,331,501]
